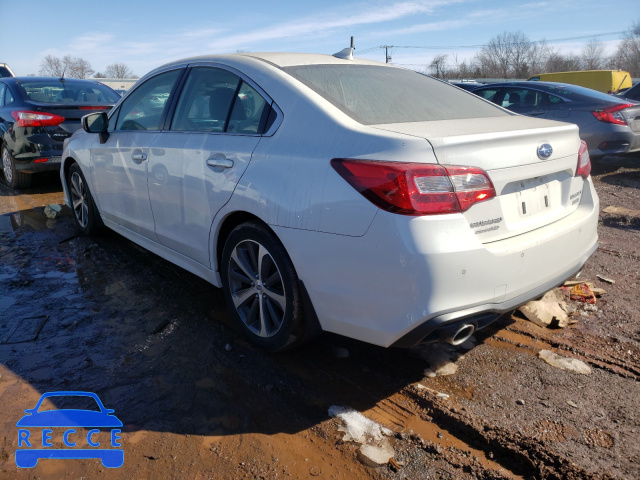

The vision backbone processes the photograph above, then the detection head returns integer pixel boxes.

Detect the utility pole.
[383,46,393,63]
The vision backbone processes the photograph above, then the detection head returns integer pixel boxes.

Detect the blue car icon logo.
[16,391,123,468]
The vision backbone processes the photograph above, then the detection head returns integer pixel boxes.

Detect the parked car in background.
[0,77,120,188]
[471,81,640,158]
[0,63,15,78]
[528,70,632,94]
[617,82,640,102]
[448,80,485,91]
[61,53,598,351]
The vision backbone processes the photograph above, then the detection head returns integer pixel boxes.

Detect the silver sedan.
[472,81,640,158]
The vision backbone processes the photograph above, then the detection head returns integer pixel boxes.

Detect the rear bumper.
[14,155,62,173]
[581,123,639,156]
[390,241,595,347]
[276,177,599,348]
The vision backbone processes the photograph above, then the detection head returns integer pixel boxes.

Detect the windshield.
[17,79,120,104]
[282,64,508,125]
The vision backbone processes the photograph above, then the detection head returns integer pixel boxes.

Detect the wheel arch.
[214,211,323,348]
[214,211,276,272]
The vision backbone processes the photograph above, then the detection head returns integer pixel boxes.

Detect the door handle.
[132,153,147,162]
[206,157,234,169]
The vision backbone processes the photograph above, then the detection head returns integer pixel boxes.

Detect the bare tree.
[39,55,64,77]
[509,31,533,77]
[611,20,640,76]
[104,63,137,79]
[581,39,605,70]
[545,52,581,72]
[527,40,551,76]
[63,55,94,79]
[476,31,512,78]
[38,55,94,78]
[429,54,448,78]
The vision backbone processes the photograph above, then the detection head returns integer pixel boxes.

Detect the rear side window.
[115,70,181,131]
[283,65,507,125]
[170,67,269,134]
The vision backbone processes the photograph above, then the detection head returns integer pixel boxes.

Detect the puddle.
[0,191,65,216]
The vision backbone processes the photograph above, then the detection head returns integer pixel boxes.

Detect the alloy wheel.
[69,171,90,228]
[2,148,13,184]
[227,239,286,338]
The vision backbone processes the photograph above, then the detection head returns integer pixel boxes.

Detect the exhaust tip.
[447,324,475,346]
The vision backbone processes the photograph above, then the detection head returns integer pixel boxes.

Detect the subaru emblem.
[537,143,553,160]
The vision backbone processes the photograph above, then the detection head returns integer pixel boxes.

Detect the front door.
[91,69,182,240]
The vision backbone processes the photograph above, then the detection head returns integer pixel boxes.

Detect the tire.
[1,144,32,188]
[221,222,306,352]
[67,163,104,235]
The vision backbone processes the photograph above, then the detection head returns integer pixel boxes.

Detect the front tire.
[67,163,103,235]
[1,144,31,188]
[221,222,306,351]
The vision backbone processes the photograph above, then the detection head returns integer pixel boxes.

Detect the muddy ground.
[0,154,638,480]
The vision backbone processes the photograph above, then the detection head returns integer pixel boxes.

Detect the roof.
[154,52,388,72]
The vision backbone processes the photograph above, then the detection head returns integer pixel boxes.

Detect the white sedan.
[61,52,598,351]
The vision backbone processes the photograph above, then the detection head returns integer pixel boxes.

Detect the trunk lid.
[24,101,113,142]
[372,116,585,243]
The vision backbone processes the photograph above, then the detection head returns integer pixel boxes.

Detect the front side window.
[170,67,269,134]
[115,70,181,131]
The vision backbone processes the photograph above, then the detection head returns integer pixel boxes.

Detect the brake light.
[331,159,496,215]
[11,110,65,128]
[576,140,591,179]
[591,104,632,125]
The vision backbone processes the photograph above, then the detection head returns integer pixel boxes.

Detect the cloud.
[204,0,465,51]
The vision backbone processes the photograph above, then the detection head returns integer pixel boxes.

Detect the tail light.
[11,110,65,128]
[591,104,632,125]
[576,140,591,179]
[331,159,496,216]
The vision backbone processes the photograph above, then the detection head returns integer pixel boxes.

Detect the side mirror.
[82,112,109,144]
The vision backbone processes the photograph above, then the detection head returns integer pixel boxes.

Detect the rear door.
[146,66,271,266]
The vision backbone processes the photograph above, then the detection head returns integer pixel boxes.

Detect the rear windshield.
[282,64,508,125]
[16,79,120,104]
[0,66,13,78]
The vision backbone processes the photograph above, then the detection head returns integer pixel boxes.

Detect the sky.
[0,0,638,78]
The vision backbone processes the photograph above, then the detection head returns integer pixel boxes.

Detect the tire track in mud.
[496,321,640,380]
[399,385,617,480]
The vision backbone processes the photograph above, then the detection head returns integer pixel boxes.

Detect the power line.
[355,29,630,55]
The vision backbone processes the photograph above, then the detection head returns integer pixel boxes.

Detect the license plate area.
[516,177,551,217]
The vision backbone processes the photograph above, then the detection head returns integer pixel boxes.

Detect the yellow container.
[528,70,632,93]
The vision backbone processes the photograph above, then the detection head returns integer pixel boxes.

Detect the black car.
[449,81,485,91]
[0,77,120,188]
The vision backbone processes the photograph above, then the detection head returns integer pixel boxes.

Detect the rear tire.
[67,163,104,235]
[1,144,32,188]
[221,222,306,351]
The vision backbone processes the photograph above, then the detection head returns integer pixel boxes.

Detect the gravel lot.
[0,153,638,479]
